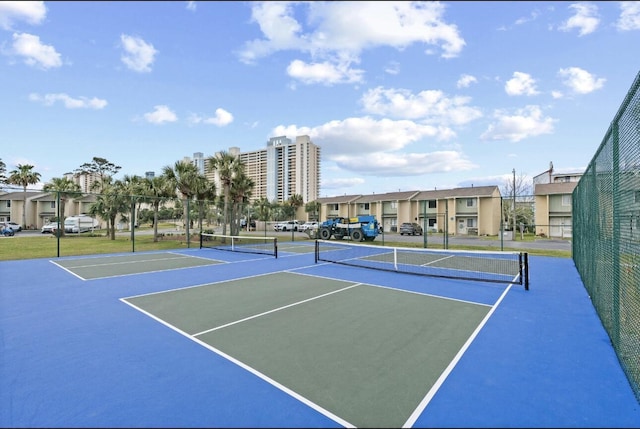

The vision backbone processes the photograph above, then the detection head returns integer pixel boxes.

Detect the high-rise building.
[200,135,320,204]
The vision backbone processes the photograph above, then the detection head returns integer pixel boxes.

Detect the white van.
[64,215,100,233]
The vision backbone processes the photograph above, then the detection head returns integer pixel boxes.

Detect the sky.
[1,1,640,197]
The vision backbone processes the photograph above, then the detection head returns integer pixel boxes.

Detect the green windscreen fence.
[573,70,640,404]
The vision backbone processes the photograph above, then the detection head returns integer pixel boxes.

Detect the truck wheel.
[351,229,363,241]
[319,228,331,240]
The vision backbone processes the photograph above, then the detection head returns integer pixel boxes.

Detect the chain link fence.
[573,70,640,403]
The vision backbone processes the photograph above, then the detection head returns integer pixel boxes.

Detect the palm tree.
[8,164,41,229]
[90,179,131,240]
[141,175,177,242]
[253,197,272,232]
[42,177,81,237]
[305,200,321,222]
[206,151,243,236]
[192,175,217,233]
[229,171,254,235]
[162,160,202,239]
[288,193,304,221]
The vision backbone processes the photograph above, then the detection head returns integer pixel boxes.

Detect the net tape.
[200,233,278,258]
[315,239,528,287]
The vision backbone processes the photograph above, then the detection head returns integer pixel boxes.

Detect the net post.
[524,252,529,291]
[199,232,203,249]
[275,238,278,259]
[314,239,318,263]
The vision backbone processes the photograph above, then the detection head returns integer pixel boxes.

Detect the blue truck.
[318,215,380,242]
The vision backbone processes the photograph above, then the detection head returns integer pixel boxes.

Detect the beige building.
[533,166,582,238]
[316,185,503,236]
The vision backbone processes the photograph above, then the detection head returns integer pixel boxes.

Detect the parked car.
[42,222,59,234]
[399,222,423,236]
[274,220,299,232]
[1,222,15,236]
[299,221,318,232]
[6,221,22,232]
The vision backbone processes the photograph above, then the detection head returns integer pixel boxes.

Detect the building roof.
[0,191,44,200]
[354,190,420,203]
[414,185,500,200]
[534,182,578,195]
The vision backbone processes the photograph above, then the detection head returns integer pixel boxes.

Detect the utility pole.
[512,168,516,240]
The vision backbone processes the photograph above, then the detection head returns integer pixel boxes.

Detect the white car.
[6,221,22,232]
[273,220,299,232]
[299,221,318,232]
[41,222,59,234]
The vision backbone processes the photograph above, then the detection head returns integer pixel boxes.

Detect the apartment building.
[195,135,321,204]
[533,163,583,238]
[316,185,503,236]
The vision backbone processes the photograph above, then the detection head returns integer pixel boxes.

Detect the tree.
[287,193,304,220]
[162,160,203,238]
[501,171,534,232]
[192,175,217,233]
[305,200,321,222]
[75,157,121,192]
[206,151,243,236]
[42,177,82,237]
[89,178,130,240]
[253,197,273,232]
[140,175,177,242]
[229,171,254,235]
[8,164,41,229]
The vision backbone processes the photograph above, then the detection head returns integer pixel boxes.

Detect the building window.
[562,194,571,206]
[635,190,640,203]
[466,198,475,207]
[50,202,56,209]
[6,200,10,208]
[391,201,397,209]
[361,203,370,210]
[467,218,476,227]
[428,200,436,208]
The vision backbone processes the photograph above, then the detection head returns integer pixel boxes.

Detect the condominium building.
[198,135,320,204]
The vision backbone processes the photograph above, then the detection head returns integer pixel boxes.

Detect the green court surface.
[52,252,224,279]
[124,272,491,428]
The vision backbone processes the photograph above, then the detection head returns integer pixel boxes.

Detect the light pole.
[512,168,516,240]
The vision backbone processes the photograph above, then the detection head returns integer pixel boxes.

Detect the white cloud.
[456,74,477,89]
[384,61,400,75]
[28,93,107,109]
[286,59,364,85]
[331,150,477,176]
[120,34,157,73]
[481,105,557,142]
[558,3,599,36]
[360,86,482,127]
[188,108,234,126]
[0,1,46,30]
[321,177,366,189]
[186,1,197,12]
[238,1,465,85]
[617,2,640,31]
[10,32,61,69]
[505,71,539,96]
[558,67,605,94]
[143,105,177,124]
[271,115,476,177]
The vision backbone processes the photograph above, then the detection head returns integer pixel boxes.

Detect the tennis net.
[200,233,278,258]
[315,240,529,289]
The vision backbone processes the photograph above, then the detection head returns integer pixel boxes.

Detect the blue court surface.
[1,242,639,428]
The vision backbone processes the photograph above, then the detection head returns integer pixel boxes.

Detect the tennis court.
[1,240,639,427]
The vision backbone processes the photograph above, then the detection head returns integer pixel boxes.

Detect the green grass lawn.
[0,230,571,262]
